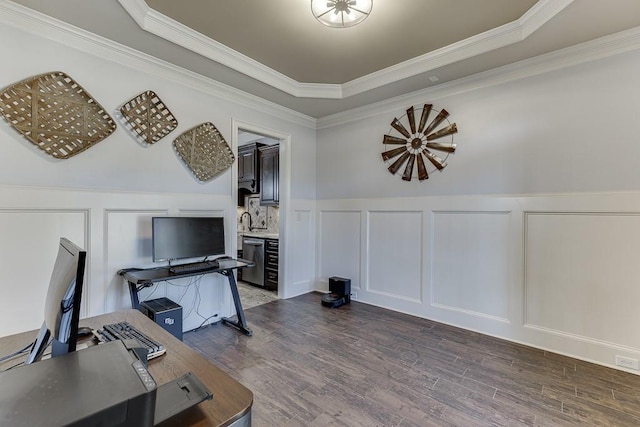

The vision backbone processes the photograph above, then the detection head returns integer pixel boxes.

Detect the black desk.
[118,259,254,336]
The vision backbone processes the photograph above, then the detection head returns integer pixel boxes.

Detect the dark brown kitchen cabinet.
[238,142,264,206]
[265,238,279,291]
[259,144,279,206]
[238,143,264,192]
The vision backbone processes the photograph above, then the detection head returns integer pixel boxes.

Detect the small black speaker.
[140,297,183,341]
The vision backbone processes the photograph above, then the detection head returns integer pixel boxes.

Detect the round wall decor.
[381,104,457,181]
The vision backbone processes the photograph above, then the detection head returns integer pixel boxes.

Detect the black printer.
[0,340,211,426]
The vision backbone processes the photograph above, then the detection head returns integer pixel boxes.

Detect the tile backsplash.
[238,195,279,233]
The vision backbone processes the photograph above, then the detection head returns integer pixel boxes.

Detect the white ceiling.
[9,0,640,118]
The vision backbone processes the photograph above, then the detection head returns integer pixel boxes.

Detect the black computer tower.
[140,297,183,341]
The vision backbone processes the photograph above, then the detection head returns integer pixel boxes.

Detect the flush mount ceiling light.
[311,0,373,28]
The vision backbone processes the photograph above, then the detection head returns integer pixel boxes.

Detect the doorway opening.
[232,120,289,306]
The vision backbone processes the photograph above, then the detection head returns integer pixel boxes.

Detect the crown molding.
[317,25,640,128]
[5,0,636,130]
[519,0,574,38]
[117,0,343,99]
[0,0,316,129]
[342,0,574,97]
[118,0,573,100]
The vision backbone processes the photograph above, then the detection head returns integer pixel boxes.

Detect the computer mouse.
[77,326,94,337]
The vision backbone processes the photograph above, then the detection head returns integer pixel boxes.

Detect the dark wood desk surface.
[0,310,253,427]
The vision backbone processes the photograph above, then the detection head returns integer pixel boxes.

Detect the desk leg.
[128,281,141,310]
[221,270,253,336]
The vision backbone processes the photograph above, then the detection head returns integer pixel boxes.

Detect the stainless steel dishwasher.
[241,237,265,287]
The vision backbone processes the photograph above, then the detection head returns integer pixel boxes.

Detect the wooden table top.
[0,310,253,427]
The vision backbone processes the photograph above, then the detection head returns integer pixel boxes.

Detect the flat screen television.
[25,237,87,364]
[152,217,225,262]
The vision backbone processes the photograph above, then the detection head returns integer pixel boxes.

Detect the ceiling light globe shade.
[311,0,373,28]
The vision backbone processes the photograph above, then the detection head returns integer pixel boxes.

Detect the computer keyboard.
[169,261,219,274]
[95,322,166,360]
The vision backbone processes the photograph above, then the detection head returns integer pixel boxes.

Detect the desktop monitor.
[25,237,87,364]
[152,217,225,262]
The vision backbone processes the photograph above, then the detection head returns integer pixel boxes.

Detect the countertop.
[239,231,279,239]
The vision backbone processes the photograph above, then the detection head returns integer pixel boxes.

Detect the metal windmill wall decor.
[381,104,458,181]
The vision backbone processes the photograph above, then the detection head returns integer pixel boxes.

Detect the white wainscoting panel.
[368,211,422,302]
[104,209,167,313]
[179,209,226,217]
[289,209,314,297]
[105,209,229,332]
[0,185,234,338]
[525,212,640,351]
[432,211,511,322]
[318,210,361,291]
[316,193,640,372]
[0,209,88,336]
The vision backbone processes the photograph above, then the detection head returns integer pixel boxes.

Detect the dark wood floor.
[184,293,640,426]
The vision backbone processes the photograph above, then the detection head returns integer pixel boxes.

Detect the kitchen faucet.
[240,211,252,231]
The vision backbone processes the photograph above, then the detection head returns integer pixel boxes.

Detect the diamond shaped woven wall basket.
[0,71,116,159]
[120,90,177,144]
[173,122,235,182]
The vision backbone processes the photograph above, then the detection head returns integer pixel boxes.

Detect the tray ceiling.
[8,0,640,118]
